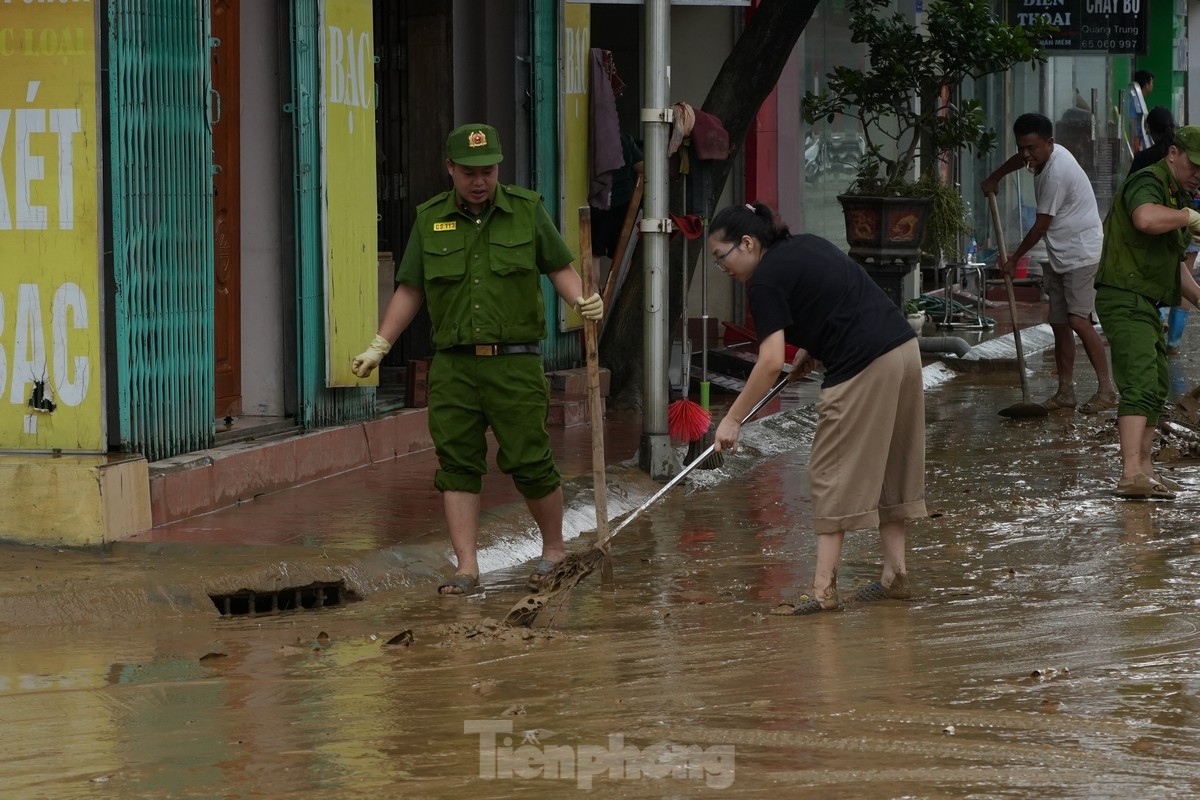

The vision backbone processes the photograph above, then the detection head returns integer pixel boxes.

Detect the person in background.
[1129,106,1175,174]
[1094,125,1200,499]
[1127,107,1199,355]
[708,202,926,615]
[980,112,1118,414]
[350,123,604,595]
[1128,69,1154,153]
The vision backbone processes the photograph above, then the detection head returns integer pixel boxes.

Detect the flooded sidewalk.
[3,320,1200,796]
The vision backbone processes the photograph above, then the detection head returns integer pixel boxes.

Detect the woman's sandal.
[1079,393,1118,414]
[1041,395,1077,411]
[770,593,841,616]
[1155,473,1183,492]
[853,574,912,602]
[1113,473,1175,500]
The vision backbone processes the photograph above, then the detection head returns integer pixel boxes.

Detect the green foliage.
[802,0,1051,259]
[906,173,969,265]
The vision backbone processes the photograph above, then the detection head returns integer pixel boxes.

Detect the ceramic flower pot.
[838,194,934,264]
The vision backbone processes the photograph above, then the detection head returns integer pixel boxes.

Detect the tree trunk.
[601,0,820,407]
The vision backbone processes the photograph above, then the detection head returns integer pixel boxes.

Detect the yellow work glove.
[1188,208,1200,241]
[574,292,604,321]
[351,335,391,378]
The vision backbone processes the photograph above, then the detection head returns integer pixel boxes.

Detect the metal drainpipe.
[640,0,677,479]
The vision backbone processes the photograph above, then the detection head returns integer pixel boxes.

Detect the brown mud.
[3,345,1200,797]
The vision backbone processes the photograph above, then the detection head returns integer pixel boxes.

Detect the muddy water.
[4,361,1200,798]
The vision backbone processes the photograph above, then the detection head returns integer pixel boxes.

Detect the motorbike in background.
[804,131,865,183]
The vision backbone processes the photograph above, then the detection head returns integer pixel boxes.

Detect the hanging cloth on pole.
[589,49,625,209]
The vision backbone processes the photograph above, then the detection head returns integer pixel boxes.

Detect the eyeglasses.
[715,242,739,271]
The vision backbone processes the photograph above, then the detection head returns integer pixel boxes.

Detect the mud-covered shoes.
[1041,393,1077,411]
[1079,392,1118,414]
[771,584,841,616]
[853,572,911,602]
[1114,473,1175,500]
[773,575,915,613]
[438,573,480,596]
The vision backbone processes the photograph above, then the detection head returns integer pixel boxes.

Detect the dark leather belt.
[444,343,541,357]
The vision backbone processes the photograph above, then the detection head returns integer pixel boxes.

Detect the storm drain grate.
[210,581,360,617]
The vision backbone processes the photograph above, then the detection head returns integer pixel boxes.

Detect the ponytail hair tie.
[745,203,755,212]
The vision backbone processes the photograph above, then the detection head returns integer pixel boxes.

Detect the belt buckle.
[474,344,498,356]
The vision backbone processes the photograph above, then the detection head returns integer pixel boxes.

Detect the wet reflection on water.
[3,369,1200,798]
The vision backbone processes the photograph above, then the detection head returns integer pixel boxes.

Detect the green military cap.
[446,123,504,166]
[1174,125,1200,165]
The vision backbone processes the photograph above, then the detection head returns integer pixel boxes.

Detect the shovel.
[986,192,1048,419]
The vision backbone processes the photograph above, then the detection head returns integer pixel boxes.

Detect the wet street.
[3,350,1200,798]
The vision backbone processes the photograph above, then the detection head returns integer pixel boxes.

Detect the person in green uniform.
[1095,125,1200,499]
[351,123,604,594]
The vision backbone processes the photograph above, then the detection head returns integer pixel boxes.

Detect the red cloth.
[689,108,730,160]
[669,213,703,240]
[666,105,731,178]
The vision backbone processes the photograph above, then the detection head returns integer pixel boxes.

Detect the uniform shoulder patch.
[505,185,543,204]
[416,191,453,214]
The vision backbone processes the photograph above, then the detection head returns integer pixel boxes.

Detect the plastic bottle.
[966,236,978,264]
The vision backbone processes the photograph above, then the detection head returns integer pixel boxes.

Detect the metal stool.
[937,260,992,330]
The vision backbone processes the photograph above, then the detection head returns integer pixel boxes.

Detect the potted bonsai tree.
[803,0,1050,279]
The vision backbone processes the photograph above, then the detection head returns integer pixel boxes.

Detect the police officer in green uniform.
[351,123,604,594]
[1095,125,1200,499]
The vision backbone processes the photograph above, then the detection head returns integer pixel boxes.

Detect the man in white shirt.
[981,112,1118,413]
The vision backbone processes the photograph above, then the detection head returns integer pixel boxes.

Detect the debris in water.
[520,728,555,745]
[198,652,228,662]
[427,617,562,646]
[385,629,414,647]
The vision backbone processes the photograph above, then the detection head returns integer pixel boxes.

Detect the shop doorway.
[212,0,243,419]
[373,2,452,405]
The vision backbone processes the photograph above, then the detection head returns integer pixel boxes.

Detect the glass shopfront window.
[797,0,869,250]
[799,1,1132,275]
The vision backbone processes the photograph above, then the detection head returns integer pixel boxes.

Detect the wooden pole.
[601,174,643,315]
[579,207,610,545]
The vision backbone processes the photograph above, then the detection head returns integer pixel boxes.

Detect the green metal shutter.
[531,0,579,370]
[107,0,216,462]
[288,0,375,429]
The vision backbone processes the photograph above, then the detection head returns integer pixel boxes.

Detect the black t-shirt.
[747,234,916,387]
[1129,141,1167,176]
